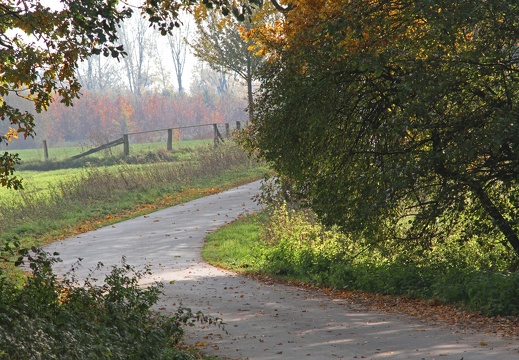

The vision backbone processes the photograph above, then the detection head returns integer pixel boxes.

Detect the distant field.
[0,167,104,204]
[12,139,213,162]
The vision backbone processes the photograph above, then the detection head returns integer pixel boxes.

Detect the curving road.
[45,181,519,360]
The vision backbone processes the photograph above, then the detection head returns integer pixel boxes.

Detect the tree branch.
[270,0,293,13]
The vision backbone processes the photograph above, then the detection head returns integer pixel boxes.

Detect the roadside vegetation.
[0,142,265,359]
[203,179,519,318]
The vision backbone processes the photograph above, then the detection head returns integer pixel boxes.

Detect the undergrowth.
[203,179,519,317]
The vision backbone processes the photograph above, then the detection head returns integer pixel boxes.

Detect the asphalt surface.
[45,181,519,360]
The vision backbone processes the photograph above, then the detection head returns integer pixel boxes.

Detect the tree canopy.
[245,0,519,257]
[0,0,133,188]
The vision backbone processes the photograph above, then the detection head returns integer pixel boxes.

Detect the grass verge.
[202,207,519,321]
[203,212,267,272]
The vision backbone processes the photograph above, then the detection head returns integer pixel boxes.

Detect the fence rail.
[70,137,124,160]
[42,121,243,161]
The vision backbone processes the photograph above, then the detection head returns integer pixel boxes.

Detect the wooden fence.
[122,122,231,156]
[51,122,242,160]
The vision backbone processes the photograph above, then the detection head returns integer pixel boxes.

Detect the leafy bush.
[0,249,222,359]
[260,204,353,285]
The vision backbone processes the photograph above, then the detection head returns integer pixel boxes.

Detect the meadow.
[1,139,213,203]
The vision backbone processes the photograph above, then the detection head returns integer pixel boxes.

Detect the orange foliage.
[36,91,247,144]
[249,0,423,66]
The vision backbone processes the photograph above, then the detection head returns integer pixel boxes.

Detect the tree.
[118,16,154,97]
[0,0,131,188]
[167,19,191,94]
[190,3,266,121]
[76,54,122,92]
[245,0,519,257]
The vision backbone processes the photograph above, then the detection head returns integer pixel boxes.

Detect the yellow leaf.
[4,127,18,141]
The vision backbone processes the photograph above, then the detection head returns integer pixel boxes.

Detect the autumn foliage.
[5,91,248,149]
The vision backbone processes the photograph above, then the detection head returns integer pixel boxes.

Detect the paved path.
[45,181,519,360]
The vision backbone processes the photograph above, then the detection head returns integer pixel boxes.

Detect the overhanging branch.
[270,0,293,13]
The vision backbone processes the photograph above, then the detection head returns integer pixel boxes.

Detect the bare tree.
[76,54,122,91]
[166,19,191,94]
[151,39,173,93]
[118,16,154,96]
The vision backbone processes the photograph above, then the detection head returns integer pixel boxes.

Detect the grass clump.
[203,185,519,317]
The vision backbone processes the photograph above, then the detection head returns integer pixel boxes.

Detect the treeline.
[4,90,247,149]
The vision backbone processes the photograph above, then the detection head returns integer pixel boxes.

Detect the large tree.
[246,0,519,257]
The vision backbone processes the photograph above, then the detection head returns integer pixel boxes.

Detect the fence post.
[123,134,130,156]
[225,123,230,137]
[167,129,173,151]
[236,121,241,131]
[213,124,219,146]
[42,140,49,161]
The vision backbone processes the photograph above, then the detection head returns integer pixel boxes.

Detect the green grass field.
[0,139,215,203]
[13,139,213,162]
[0,168,80,200]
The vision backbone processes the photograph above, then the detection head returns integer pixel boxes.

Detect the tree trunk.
[468,180,519,256]
[246,54,253,124]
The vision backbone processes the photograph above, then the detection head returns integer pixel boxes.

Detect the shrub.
[0,249,222,359]
[260,203,352,285]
